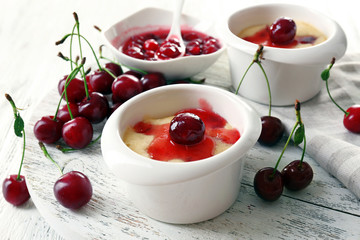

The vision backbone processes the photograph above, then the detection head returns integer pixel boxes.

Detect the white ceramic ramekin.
[102,7,225,80]
[101,84,261,224]
[219,3,347,106]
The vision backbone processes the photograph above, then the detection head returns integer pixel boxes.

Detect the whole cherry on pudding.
[269,17,297,45]
[322,57,360,133]
[111,74,143,103]
[39,142,92,209]
[3,94,30,206]
[169,112,205,145]
[78,92,109,124]
[34,115,64,144]
[235,45,284,146]
[62,117,93,149]
[140,72,166,91]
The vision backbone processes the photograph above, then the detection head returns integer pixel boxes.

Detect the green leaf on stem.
[294,124,305,145]
[14,114,24,137]
[321,69,330,81]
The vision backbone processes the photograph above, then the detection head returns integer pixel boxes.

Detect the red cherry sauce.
[120,28,221,60]
[132,103,240,162]
[242,26,317,48]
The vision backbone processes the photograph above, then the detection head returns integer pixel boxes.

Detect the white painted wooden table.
[1,0,360,239]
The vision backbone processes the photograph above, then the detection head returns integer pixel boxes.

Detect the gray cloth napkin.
[244,54,360,199]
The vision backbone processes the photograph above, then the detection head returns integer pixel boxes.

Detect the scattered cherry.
[258,116,285,146]
[58,75,86,103]
[88,69,115,94]
[78,92,109,124]
[111,74,143,103]
[57,103,79,123]
[34,115,64,144]
[3,94,30,206]
[169,112,205,145]
[254,167,284,201]
[321,57,360,133]
[54,171,92,209]
[62,117,93,149]
[281,160,313,191]
[104,62,123,77]
[140,72,166,91]
[269,17,297,45]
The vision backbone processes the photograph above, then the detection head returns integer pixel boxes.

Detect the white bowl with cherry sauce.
[101,84,261,224]
[218,3,347,106]
[102,7,225,80]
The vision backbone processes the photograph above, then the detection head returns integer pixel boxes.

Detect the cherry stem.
[56,134,102,153]
[69,24,76,71]
[271,100,304,177]
[39,142,63,175]
[5,94,26,181]
[235,45,272,116]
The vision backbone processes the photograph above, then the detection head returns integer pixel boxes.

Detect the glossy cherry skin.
[88,69,115,95]
[104,62,123,77]
[343,105,360,133]
[254,167,283,201]
[54,171,92,209]
[169,113,205,145]
[258,116,285,146]
[111,74,143,103]
[2,175,30,206]
[156,38,182,60]
[57,103,79,123]
[281,160,313,191]
[269,17,297,45]
[78,92,109,124]
[34,116,63,144]
[58,75,86,103]
[62,117,93,149]
[140,72,166,91]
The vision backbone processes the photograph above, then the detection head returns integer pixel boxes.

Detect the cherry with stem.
[2,94,30,206]
[321,57,360,133]
[39,142,92,209]
[235,45,284,146]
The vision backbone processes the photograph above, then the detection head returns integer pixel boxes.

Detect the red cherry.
[343,105,360,133]
[202,38,221,54]
[108,102,122,118]
[140,72,166,91]
[258,116,284,146]
[169,113,205,145]
[111,74,143,103]
[156,39,182,59]
[269,17,297,45]
[58,75,86,103]
[78,92,109,124]
[57,103,79,123]
[186,39,202,55]
[54,171,92,209]
[88,70,115,94]
[62,117,93,149]
[34,116,63,144]
[254,167,283,201]
[143,39,159,52]
[281,160,313,191]
[104,62,123,77]
[123,70,143,80]
[2,175,30,206]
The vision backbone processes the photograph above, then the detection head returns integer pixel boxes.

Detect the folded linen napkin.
[243,54,360,199]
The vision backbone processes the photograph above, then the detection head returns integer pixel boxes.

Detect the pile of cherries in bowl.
[33,62,167,150]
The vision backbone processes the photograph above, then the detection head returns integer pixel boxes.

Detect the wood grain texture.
[1,0,360,239]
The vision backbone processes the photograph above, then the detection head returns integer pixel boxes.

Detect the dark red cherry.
[123,70,143,80]
[58,75,86,103]
[269,17,297,45]
[78,92,109,124]
[343,105,360,133]
[34,116,63,144]
[258,116,284,146]
[254,167,283,201]
[62,117,93,149]
[111,74,143,103]
[2,175,30,206]
[88,69,115,94]
[108,102,122,118]
[54,171,92,209]
[281,160,313,191]
[169,113,205,145]
[104,62,123,77]
[57,103,79,123]
[140,72,166,91]
[156,39,182,59]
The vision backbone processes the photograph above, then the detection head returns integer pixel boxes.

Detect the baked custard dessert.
[123,106,240,162]
[238,17,327,48]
